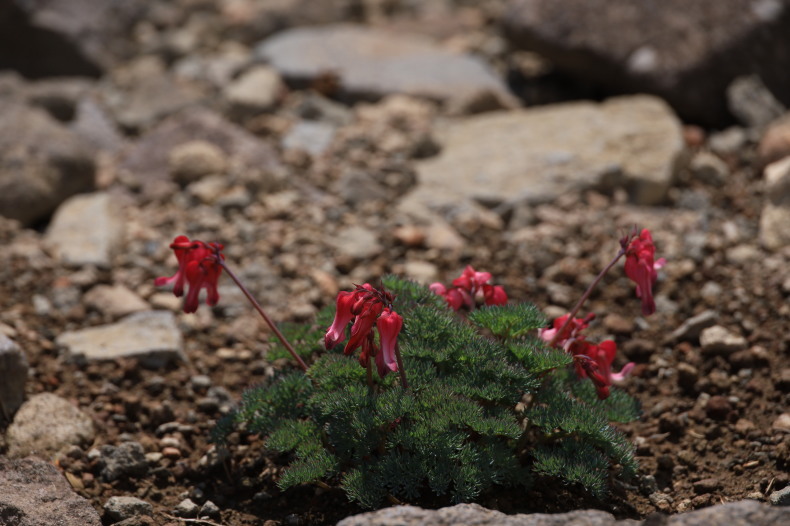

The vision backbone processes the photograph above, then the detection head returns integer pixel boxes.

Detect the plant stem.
[394,342,409,389]
[548,248,626,348]
[219,261,308,371]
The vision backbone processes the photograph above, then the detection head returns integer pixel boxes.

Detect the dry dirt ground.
[1,124,788,525]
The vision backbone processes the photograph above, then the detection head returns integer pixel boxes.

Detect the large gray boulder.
[256,24,516,112]
[503,0,790,125]
[338,500,789,526]
[0,100,95,226]
[0,0,146,77]
[402,95,683,222]
[0,456,101,526]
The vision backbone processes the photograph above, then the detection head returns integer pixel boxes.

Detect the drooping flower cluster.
[155,235,225,313]
[325,284,404,378]
[624,229,666,316]
[539,314,634,400]
[429,265,507,311]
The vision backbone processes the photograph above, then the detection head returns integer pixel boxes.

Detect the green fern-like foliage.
[215,277,639,508]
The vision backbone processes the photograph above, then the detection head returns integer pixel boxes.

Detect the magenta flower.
[624,229,665,316]
[155,236,225,313]
[430,265,508,311]
[324,284,403,378]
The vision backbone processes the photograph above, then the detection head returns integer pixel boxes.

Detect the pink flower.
[376,308,403,377]
[324,284,403,378]
[155,236,224,313]
[430,265,507,311]
[538,313,595,348]
[624,229,665,316]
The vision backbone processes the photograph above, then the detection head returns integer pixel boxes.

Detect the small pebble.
[200,500,221,519]
[174,498,199,518]
[705,395,732,420]
[162,447,181,459]
[769,485,790,506]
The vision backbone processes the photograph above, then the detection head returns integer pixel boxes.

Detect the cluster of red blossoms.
[325,284,404,379]
[539,314,634,400]
[155,235,225,313]
[429,266,507,311]
[538,228,664,399]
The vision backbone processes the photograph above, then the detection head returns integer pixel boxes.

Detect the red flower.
[624,229,665,316]
[429,265,507,311]
[324,284,402,378]
[376,308,403,378]
[573,340,634,400]
[324,291,356,349]
[155,236,224,313]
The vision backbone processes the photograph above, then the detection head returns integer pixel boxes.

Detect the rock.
[705,396,732,420]
[84,284,149,318]
[256,24,515,111]
[0,0,146,76]
[726,75,786,129]
[0,333,28,422]
[57,310,184,368]
[337,502,631,526]
[700,325,747,355]
[329,225,382,260]
[199,500,221,520]
[119,107,281,197]
[769,485,790,506]
[689,151,728,186]
[70,94,125,153]
[6,393,95,459]
[710,126,748,156]
[27,77,93,121]
[0,100,95,226]
[44,192,123,268]
[667,310,718,342]
[282,120,336,157]
[503,0,790,125]
[340,500,789,525]
[105,72,207,134]
[403,95,682,219]
[174,498,199,518]
[403,261,439,284]
[223,65,285,115]
[103,496,153,522]
[667,499,790,524]
[97,442,149,482]
[773,413,790,433]
[169,140,228,185]
[759,114,790,166]
[759,155,790,250]
[0,456,101,526]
